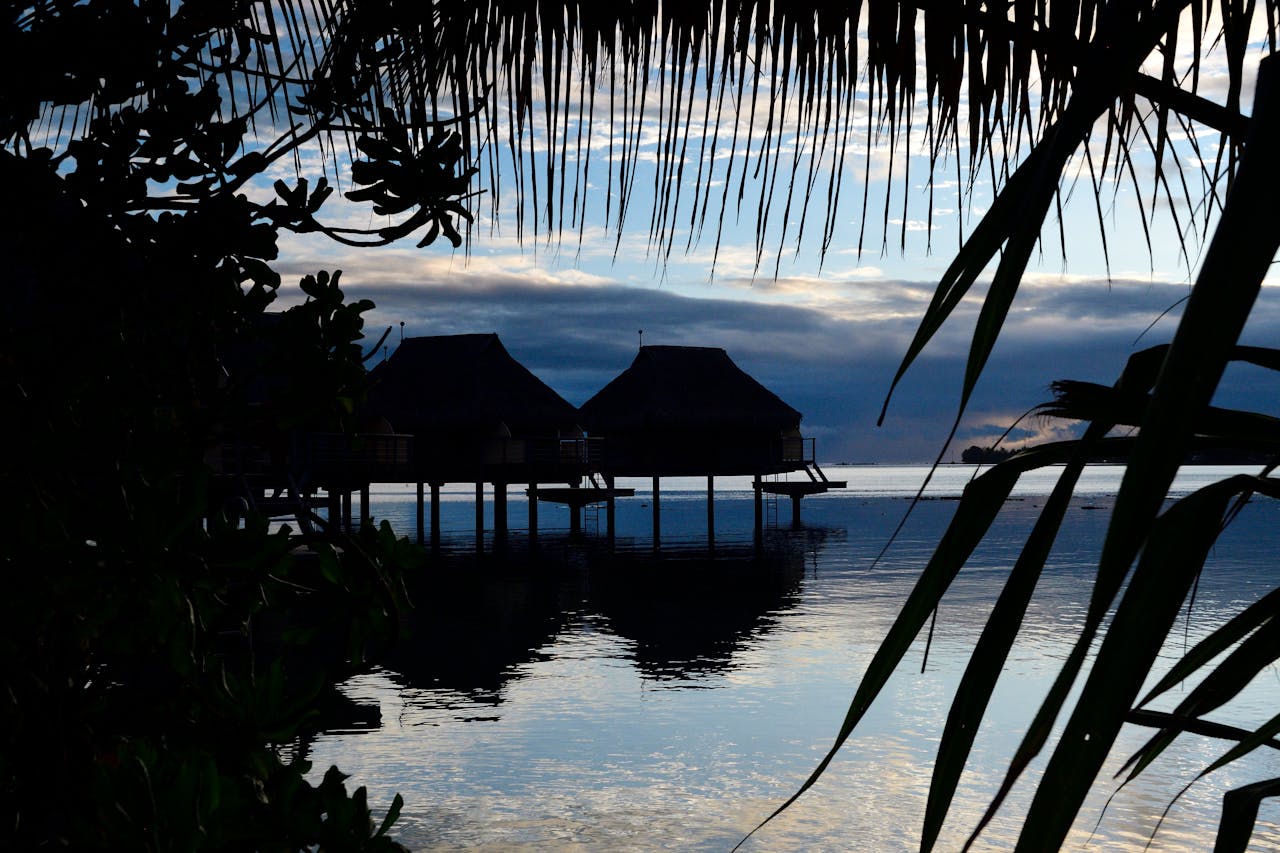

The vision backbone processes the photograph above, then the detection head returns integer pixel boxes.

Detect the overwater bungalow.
[579,345,806,476]
[366,333,586,483]
[578,345,843,540]
[364,333,609,547]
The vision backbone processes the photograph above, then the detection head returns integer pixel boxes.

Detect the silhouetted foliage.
[1,2,473,848]
[959,445,1017,464]
[10,2,1280,849]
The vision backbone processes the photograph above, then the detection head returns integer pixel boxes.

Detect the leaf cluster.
[6,0,476,255]
[0,1,476,848]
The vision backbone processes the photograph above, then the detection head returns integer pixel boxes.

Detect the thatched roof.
[366,334,579,435]
[579,346,800,433]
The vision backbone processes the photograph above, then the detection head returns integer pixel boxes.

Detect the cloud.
[268,258,1280,464]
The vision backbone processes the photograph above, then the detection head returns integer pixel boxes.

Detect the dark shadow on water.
[316,527,837,734]
[380,553,580,705]
[585,547,809,681]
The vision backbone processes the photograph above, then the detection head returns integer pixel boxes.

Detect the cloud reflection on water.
[302,476,1280,851]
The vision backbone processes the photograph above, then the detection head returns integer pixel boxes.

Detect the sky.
[269,11,1280,463]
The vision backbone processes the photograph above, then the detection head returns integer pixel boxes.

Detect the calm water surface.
[302,465,1280,850]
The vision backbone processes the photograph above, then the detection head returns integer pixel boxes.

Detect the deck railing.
[479,436,601,468]
[782,436,816,465]
[303,432,414,478]
[554,436,602,466]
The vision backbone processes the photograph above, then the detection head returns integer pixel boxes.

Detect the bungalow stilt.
[568,482,581,536]
[707,475,715,553]
[416,481,425,545]
[753,475,763,543]
[652,476,661,552]
[430,483,441,552]
[605,475,616,545]
[475,482,484,554]
[528,482,539,546]
[494,482,508,544]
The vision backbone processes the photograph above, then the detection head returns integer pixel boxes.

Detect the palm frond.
[298,0,1268,266]
[15,2,1272,273]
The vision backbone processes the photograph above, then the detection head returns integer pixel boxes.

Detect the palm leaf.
[920,422,1108,853]
[919,333,1184,850]
[278,2,1261,264]
[1137,587,1280,710]
[1006,475,1279,850]
[959,50,1280,850]
[1215,778,1280,853]
[1121,611,1280,784]
[1126,709,1280,753]
[736,441,1090,849]
[741,426,1191,848]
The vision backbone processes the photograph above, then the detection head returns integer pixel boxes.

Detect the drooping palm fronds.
[9,1,343,146]
[739,45,1280,852]
[305,1,1271,270]
[14,2,1271,271]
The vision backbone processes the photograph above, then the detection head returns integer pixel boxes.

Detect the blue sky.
[269,16,1280,463]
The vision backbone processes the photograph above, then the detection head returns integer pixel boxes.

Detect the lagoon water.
[303,465,1280,851]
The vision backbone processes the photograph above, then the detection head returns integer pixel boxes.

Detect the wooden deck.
[530,486,636,506]
[757,480,847,497]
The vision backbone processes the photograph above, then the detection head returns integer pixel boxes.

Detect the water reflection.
[382,559,577,707]
[587,542,816,682]
[303,486,1280,851]
[373,531,829,714]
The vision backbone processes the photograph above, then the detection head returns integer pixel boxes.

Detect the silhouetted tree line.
[962,444,1274,465]
[960,445,1019,464]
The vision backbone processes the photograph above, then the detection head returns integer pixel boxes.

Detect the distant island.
[959,445,1019,463]
[959,444,1272,465]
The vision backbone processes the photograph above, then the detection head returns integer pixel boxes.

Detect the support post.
[753,474,763,551]
[494,482,508,545]
[430,483,441,553]
[791,494,803,528]
[475,482,485,554]
[707,475,715,554]
[528,482,539,547]
[652,476,661,552]
[341,490,352,533]
[327,488,341,530]
[568,481,581,537]
[359,484,370,526]
[605,475,616,548]
[415,481,425,545]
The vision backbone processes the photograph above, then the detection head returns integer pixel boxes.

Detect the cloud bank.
[274,263,1279,463]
